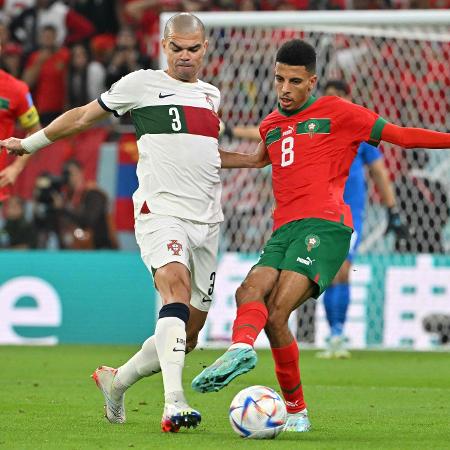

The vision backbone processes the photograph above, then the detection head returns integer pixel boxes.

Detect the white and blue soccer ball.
[229,385,287,439]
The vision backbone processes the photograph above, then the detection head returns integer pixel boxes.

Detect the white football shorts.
[135,213,220,312]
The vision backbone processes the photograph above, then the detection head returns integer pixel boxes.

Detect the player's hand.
[385,207,410,242]
[0,164,21,187]
[0,138,29,156]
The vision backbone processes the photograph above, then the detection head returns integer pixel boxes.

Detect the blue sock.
[323,284,350,337]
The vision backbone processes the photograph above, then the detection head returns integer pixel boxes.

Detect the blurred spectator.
[56,159,118,250]
[0,19,11,46]
[1,42,23,78]
[105,27,154,87]
[10,0,95,54]
[121,0,180,24]
[90,33,116,66]
[276,0,310,9]
[67,43,105,108]
[352,0,392,8]
[0,195,37,249]
[236,0,258,11]
[22,24,70,125]
[71,0,120,35]
[1,0,35,20]
[1,42,23,77]
[216,0,239,10]
[394,150,449,253]
[120,0,182,60]
[182,0,210,10]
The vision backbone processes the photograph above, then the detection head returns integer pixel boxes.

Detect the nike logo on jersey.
[173,347,186,352]
[159,93,175,98]
[201,296,212,304]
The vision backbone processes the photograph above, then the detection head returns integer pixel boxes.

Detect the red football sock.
[271,340,306,413]
[231,301,268,346]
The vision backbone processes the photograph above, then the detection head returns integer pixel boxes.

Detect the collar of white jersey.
[158,69,202,87]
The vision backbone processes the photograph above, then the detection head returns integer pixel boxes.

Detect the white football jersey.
[99,69,223,224]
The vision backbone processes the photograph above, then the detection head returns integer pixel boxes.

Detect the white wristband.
[21,130,53,154]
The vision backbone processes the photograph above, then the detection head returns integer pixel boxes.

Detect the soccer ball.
[229,385,287,439]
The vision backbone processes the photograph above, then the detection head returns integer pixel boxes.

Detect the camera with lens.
[33,170,69,229]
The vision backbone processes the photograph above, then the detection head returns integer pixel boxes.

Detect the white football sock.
[154,316,187,402]
[112,335,161,399]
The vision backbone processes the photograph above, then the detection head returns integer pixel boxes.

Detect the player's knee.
[155,265,191,301]
[236,282,266,304]
[266,305,289,331]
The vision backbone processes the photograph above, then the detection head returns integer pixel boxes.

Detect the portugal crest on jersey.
[205,93,215,112]
[167,239,183,256]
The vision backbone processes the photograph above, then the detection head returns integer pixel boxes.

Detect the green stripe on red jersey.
[0,97,10,110]
[367,117,388,146]
[265,127,282,146]
[131,104,219,140]
[296,118,331,136]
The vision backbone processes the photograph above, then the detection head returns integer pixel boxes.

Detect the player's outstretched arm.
[368,158,410,240]
[0,101,111,156]
[381,123,450,149]
[219,141,271,169]
[232,126,260,141]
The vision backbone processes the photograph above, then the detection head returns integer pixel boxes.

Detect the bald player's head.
[162,13,208,83]
[164,13,205,41]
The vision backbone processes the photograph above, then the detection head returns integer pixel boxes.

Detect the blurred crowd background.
[0,0,449,252]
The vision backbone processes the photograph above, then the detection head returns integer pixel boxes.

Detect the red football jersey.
[259,95,387,230]
[0,69,39,202]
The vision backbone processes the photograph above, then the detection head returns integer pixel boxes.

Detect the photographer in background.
[0,195,37,249]
[56,159,118,250]
[32,170,67,248]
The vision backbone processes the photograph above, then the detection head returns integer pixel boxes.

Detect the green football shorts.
[255,218,352,298]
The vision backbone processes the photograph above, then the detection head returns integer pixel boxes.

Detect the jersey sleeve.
[359,141,382,166]
[259,115,279,145]
[259,122,267,141]
[211,86,221,113]
[98,70,144,117]
[13,80,40,129]
[342,100,388,147]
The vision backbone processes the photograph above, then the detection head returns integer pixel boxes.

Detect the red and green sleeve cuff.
[367,117,388,146]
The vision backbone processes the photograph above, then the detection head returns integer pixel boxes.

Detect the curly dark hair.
[276,39,316,74]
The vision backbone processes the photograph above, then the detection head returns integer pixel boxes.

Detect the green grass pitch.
[1,346,449,449]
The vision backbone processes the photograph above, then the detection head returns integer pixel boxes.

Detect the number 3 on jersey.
[281,136,295,167]
[169,107,182,131]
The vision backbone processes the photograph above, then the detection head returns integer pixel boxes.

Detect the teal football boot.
[192,347,257,393]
